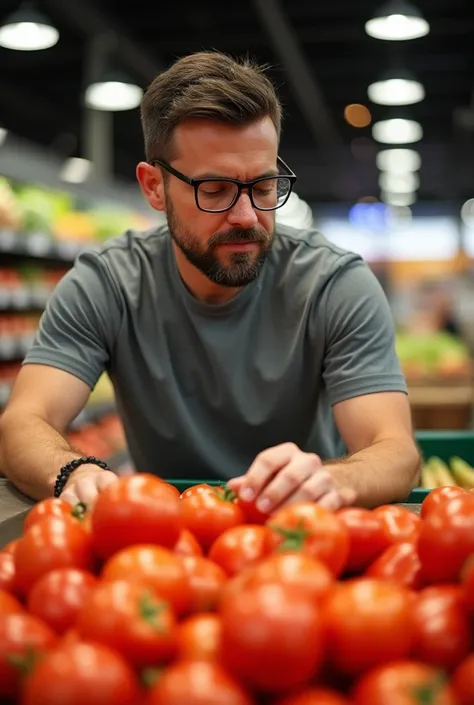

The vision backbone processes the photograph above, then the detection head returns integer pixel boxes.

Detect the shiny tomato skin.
[76,579,177,668]
[21,640,141,705]
[220,581,324,693]
[417,493,474,583]
[180,483,214,499]
[452,654,474,705]
[147,659,255,705]
[208,525,277,577]
[352,660,457,705]
[173,530,204,558]
[223,552,334,606]
[14,515,94,597]
[0,587,23,614]
[2,540,19,557]
[420,486,467,519]
[23,498,74,532]
[180,490,245,550]
[275,688,350,705]
[323,578,413,677]
[268,503,349,577]
[366,542,424,590]
[176,613,222,661]
[0,612,57,699]
[102,544,191,616]
[235,498,269,524]
[180,555,227,613]
[461,555,474,613]
[373,505,420,545]
[337,508,388,574]
[91,474,182,560]
[27,568,97,635]
[410,585,471,669]
[0,552,17,594]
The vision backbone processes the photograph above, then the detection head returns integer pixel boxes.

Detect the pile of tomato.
[1,476,474,704]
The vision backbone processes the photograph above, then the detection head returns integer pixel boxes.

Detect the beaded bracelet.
[53,456,110,498]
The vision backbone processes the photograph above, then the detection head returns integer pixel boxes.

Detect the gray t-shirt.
[23,224,407,481]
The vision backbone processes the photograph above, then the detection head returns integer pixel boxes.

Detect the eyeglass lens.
[197,177,291,211]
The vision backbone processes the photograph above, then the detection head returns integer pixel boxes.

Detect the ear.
[136,162,166,212]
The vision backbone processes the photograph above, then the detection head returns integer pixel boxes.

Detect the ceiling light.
[0,4,59,51]
[365,0,430,41]
[368,75,425,106]
[372,118,423,144]
[376,148,421,172]
[379,171,420,193]
[381,191,417,206]
[85,71,143,111]
[60,157,93,184]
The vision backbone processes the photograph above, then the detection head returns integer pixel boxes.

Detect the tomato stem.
[214,485,237,503]
[139,592,168,633]
[269,522,311,552]
[140,666,163,688]
[7,647,40,676]
[411,672,447,705]
[71,502,88,520]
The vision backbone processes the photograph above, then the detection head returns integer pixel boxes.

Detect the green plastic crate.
[165,431,474,505]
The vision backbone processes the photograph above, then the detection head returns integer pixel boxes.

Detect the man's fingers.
[253,455,322,514]
[61,470,118,509]
[238,443,310,502]
[274,468,334,510]
[227,476,244,493]
[60,488,80,507]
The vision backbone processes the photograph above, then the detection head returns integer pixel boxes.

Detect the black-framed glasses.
[149,155,297,213]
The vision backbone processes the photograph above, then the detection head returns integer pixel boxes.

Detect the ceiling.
[1,0,474,205]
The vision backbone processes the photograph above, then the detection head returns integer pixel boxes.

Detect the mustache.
[208,227,269,248]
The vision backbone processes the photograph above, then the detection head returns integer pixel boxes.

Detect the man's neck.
[172,243,241,304]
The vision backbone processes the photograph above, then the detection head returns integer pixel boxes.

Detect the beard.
[165,195,275,288]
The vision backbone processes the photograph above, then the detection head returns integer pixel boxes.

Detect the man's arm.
[0,365,95,499]
[327,390,421,508]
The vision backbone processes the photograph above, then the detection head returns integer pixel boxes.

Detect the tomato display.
[2,486,474,704]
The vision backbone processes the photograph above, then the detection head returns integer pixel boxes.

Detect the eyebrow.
[192,168,280,181]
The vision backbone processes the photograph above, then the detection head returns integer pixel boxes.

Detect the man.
[0,51,420,512]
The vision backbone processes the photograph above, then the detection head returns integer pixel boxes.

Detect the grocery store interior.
[1,0,474,478]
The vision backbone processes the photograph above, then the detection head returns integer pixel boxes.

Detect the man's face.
[163,118,278,288]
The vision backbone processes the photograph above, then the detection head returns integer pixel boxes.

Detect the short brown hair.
[140,50,282,161]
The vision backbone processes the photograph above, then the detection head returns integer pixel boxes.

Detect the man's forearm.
[325,437,422,508]
[0,411,84,500]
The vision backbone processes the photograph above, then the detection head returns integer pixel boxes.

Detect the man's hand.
[59,466,119,508]
[227,442,356,514]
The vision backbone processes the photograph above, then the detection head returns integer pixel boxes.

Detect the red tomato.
[0,552,16,594]
[410,585,471,670]
[366,542,424,590]
[23,498,74,532]
[337,508,388,574]
[224,553,334,606]
[176,613,222,661]
[0,588,23,614]
[27,568,97,635]
[208,525,276,576]
[352,660,457,705]
[21,640,141,705]
[2,540,19,557]
[268,503,349,577]
[452,654,474,705]
[323,578,413,677]
[180,483,214,499]
[180,487,245,550]
[76,579,177,667]
[14,516,94,597]
[180,555,227,613]
[373,505,420,545]
[102,544,191,616]
[147,660,255,705]
[173,530,204,557]
[417,493,474,583]
[91,474,182,560]
[0,612,57,699]
[420,486,467,519]
[158,481,181,499]
[275,688,350,705]
[461,555,474,614]
[235,497,269,524]
[220,582,324,693]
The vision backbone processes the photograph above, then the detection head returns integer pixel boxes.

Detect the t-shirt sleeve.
[22,250,121,389]
[322,259,407,405]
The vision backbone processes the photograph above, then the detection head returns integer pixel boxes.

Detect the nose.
[226,192,258,229]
